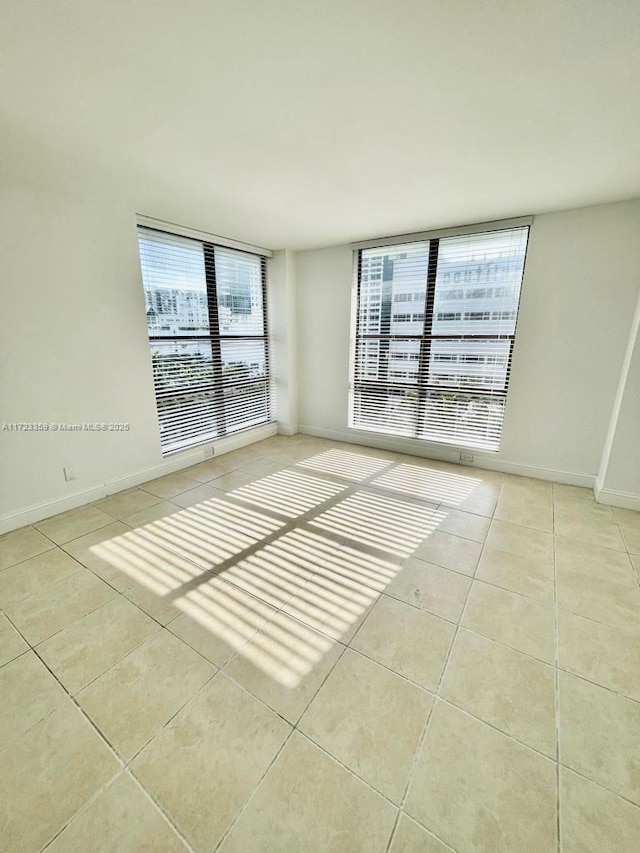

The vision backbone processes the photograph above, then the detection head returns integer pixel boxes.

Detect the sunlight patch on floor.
[371,463,481,505]
[309,490,446,557]
[229,469,348,518]
[87,464,473,686]
[295,449,393,482]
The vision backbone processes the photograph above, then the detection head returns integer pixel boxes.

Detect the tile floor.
[1,435,640,852]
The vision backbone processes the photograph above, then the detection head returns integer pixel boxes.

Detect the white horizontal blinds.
[138,227,270,454]
[350,226,529,451]
[353,242,429,435]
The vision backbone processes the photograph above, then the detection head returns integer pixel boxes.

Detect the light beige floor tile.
[78,630,215,760]
[37,596,160,694]
[559,672,640,805]
[436,509,491,543]
[351,595,454,691]
[441,629,556,756]
[457,489,500,518]
[222,444,270,467]
[279,560,379,644]
[123,582,187,625]
[225,611,344,723]
[275,535,390,642]
[554,512,625,551]
[413,530,482,577]
[0,702,119,853]
[406,701,557,853]
[555,499,615,523]
[93,488,162,520]
[495,480,553,532]
[126,498,283,572]
[34,505,113,545]
[476,520,554,603]
[230,469,348,520]
[139,470,203,500]
[299,648,432,802]
[372,461,489,510]
[170,481,226,508]
[310,489,441,559]
[613,506,640,530]
[0,612,28,666]
[0,548,83,606]
[3,570,116,645]
[131,673,291,851]
[559,610,640,701]
[46,771,188,852]
[502,475,553,498]
[554,535,636,586]
[560,767,640,853]
[0,525,54,570]
[121,500,183,528]
[237,457,289,478]
[553,484,595,505]
[621,526,640,555]
[632,553,640,575]
[0,651,67,750]
[462,582,556,664]
[209,470,255,492]
[389,815,452,853]
[62,521,137,591]
[168,580,276,666]
[556,568,640,635]
[188,456,240,483]
[90,527,211,605]
[217,732,397,853]
[296,447,392,482]
[385,557,471,623]
[220,528,329,610]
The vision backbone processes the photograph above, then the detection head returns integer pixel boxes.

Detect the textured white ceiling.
[1,0,639,249]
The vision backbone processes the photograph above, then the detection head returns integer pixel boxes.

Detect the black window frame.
[350,223,530,452]
[138,225,271,455]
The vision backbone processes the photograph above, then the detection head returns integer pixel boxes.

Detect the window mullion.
[416,239,439,437]
[203,242,227,437]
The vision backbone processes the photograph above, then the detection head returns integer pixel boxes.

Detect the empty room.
[1,1,640,851]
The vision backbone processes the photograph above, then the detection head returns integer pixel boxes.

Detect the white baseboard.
[298,424,596,488]
[593,485,640,511]
[276,422,299,437]
[0,486,110,537]
[0,422,278,535]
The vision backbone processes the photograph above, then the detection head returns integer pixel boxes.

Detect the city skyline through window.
[138,227,270,454]
[350,226,530,451]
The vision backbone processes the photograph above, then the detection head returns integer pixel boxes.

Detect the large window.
[138,226,270,454]
[350,223,530,451]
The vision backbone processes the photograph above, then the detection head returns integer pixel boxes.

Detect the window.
[350,224,530,451]
[138,226,270,454]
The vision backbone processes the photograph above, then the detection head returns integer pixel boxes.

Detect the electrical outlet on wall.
[203,445,215,459]
[459,452,474,464]
[63,465,76,482]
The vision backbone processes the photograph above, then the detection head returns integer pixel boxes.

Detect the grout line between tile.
[4,442,640,851]
[210,727,297,852]
[2,605,213,853]
[552,482,561,853]
[384,478,506,853]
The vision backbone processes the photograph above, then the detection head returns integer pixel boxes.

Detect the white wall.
[602,334,640,501]
[269,250,299,434]
[596,288,640,507]
[296,200,640,485]
[0,180,282,531]
[2,184,638,530]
